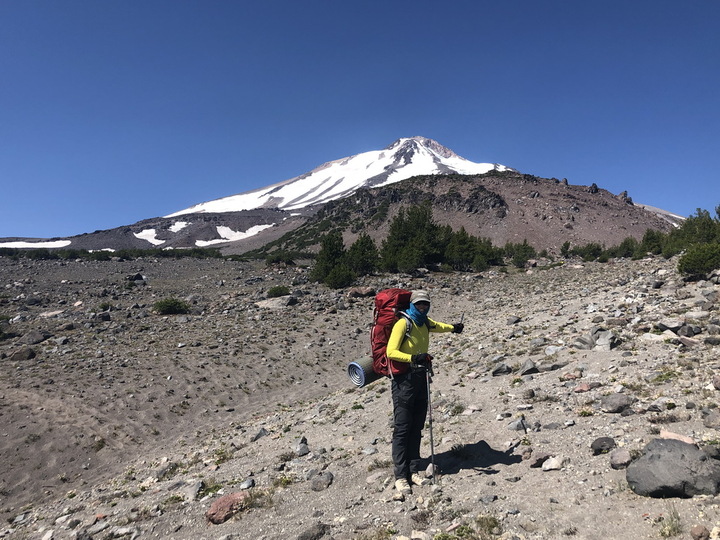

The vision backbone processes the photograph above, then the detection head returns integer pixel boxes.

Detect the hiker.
[386,289,464,495]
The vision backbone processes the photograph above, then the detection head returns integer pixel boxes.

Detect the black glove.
[452,322,464,334]
[411,353,430,365]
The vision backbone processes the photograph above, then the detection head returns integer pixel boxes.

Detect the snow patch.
[195,224,274,247]
[0,240,72,249]
[134,229,165,246]
[169,221,190,233]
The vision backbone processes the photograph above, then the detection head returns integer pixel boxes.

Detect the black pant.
[391,369,429,480]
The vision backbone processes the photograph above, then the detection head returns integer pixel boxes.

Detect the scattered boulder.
[255,297,298,309]
[690,525,710,540]
[656,318,684,333]
[571,326,620,350]
[626,439,720,498]
[205,492,250,524]
[542,456,568,471]
[346,287,375,298]
[609,448,632,470]
[491,363,512,376]
[250,427,270,442]
[18,329,52,345]
[518,359,539,376]
[600,393,635,413]
[297,522,331,540]
[590,437,616,455]
[310,471,334,492]
[9,346,36,362]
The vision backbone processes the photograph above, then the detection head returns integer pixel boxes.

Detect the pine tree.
[310,231,346,283]
[445,227,475,271]
[380,203,443,272]
[346,233,379,276]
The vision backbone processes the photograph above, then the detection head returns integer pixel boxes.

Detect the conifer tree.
[310,231,346,283]
[445,227,475,271]
[346,233,379,276]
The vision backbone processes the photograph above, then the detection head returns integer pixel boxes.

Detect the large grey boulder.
[626,438,720,498]
[572,326,620,351]
[600,393,635,413]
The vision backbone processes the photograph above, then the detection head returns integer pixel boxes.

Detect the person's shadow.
[430,440,523,476]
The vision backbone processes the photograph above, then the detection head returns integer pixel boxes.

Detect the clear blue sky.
[1,1,718,238]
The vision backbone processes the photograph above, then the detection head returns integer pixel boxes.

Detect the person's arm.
[427,318,455,333]
[386,318,413,363]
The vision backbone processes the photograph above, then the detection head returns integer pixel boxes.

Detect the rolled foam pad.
[347,357,382,388]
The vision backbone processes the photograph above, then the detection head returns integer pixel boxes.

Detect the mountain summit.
[0,136,680,252]
[166,137,510,217]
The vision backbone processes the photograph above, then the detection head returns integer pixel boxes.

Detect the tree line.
[309,203,720,288]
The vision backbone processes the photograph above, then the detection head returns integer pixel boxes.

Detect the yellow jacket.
[386,316,455,365]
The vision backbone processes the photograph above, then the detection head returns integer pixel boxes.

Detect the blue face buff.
[406,302,429,326]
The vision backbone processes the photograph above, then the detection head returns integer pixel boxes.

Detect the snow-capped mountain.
[165,137,510,217]
[0,136,681,253]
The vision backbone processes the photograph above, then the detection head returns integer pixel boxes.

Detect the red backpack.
[371,288,413,377]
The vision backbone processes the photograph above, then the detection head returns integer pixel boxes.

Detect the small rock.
[601,393,634,413]
[296,442,310,456]
[183,480,203,501]
[206,492,250,524]
[239,478,255,490]
[297,522,331,540]
[18,329,52,345]
[591,437,616,455]
[519,359,538,375]
[310,471,334,491]
[542,456,567,471]
[9,346,36,362]
[679,335,702,348]
[690,524,710,540]
[492,363,512,376]
[251,428,269,442]
[609,448,632,470]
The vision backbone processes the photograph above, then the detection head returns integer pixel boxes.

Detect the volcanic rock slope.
[2,256,720,539]
[256,172,678,258]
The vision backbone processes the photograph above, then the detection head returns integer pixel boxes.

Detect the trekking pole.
[426,368,436,484]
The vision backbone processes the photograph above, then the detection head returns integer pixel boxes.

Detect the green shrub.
[324,264,355,289]
[678,243,720,279]
[153,297,191,315]
[267,285,290,298]
[265,252,296,266]
[573,242,604,262]
[560,241,571,258]
[505,240,536,268]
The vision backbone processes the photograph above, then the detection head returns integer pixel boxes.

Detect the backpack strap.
[398,312,412,345]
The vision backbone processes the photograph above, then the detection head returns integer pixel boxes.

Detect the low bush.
[678,243,720,280]
[267,285,290,298]
[153,297,191,315]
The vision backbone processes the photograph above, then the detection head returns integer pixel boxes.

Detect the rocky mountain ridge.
[252,171,681,257]
[2,255,720,539]
[0,138,682,254]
